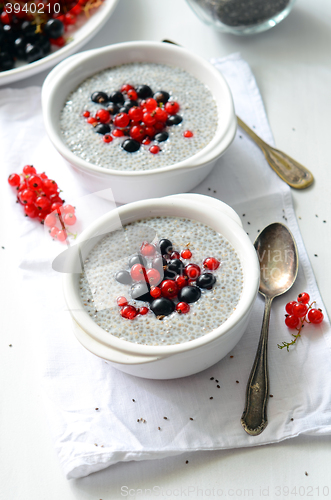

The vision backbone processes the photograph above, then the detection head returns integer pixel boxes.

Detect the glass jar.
[186,0,297,35]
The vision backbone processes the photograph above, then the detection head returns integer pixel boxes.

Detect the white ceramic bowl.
[0,0,119,86]
[63,193,259,379]
[42,41,237,204]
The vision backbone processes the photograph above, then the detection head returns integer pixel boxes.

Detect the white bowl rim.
[63,196,260,358]
[42,40,236,177]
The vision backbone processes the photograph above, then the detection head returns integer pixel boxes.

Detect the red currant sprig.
[278,292,324,351]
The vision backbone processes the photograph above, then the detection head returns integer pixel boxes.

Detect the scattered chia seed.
[239,135,242,139]
[314,254,318,257]
[323,220,327,223]
[230,355,234,358]
[132,399,136,402]
[236,380,239,384]
[95,408,99,410]
[291,418,294,421]
[210,397,213,400]
[210,377,214,380]
[208,188,211,191]
[186,460,189,464]
[217,385,220,388]
[9,344,12,347]
[158,427,161,430]
[215,379,219,383]
[305,472,308,476]
[242,214,245,217]
[269,395,273,398]
[1,246,4,249]
[189,417,194,421]
[247,222,250,225]
[163,416,168,420]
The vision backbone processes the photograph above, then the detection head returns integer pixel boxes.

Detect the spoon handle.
[237,117,314,189]
[241,295,273,435]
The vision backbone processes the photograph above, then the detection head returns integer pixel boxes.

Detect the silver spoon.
[241,223,299,435]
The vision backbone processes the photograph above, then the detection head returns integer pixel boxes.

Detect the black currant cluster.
[0,17,64,72]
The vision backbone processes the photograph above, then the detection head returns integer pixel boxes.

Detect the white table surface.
[1,0,331,498]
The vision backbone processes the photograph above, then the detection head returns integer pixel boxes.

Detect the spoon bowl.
[241,223,298,435]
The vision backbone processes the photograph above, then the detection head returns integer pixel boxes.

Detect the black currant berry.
[0,51,14,71]
[152,255,167,272]
[37,36,51,56]
[128,254,147,268]
[115,270,132,285]
[122,139,140,153]
[136,85,153,98]
[131,282,152,302]
[196,273,217,289]
[150,297,175,317]
[25,43,43,63]
[155,132,169,143]
[107,102,119,115]
[167,115,183,126]
[153,91,170,104]
[91,91,108,104]
[95,123,111,135]
[178,286,201,303]
[109,91,124,105]
[159,239,173,256]
[124,99,138,109]
[14,36,27,58]
[44,19,64,39]
[167,259,184,275]
[21,21,36,37]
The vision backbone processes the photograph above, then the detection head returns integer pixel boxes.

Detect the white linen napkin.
[1,53,331,480]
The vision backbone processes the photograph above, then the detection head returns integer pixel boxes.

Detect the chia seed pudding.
[79,216,243,346]
[60,63,218,172]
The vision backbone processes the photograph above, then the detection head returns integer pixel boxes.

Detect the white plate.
[0,0,119,86]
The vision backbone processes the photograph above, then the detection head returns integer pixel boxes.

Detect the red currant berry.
[70,4,82,15]
[57,230,67,242]
[20,188,36,204]
[8,174,20,187]
[142,138,151,145]
[170,251,180,260]
[127,89,138,101]
[285,315,300,329]
[121,84,134,93]
[117,296,128,307]
[154,108,168,122]
[130,264,147,282]
[27,175,43,190]
[45,213,57,227]
[138,307,149,315]
[292,302,308,318]
[181,249,192,259]
[165,101,180,115]
[22,165,36,176]
[130,125,146,142]
[51,202,63,214]
[297,292,310,304]
[103,134,113,143]
[144,98,157,111]
[140,241,156,257]
[184,130,194,138]
[83,111,90,118]
[96,109,111,124]
[62,204,75,214]
[150,286,162,299]
[87,117,98,125]
[114,113,130,128]
[64,12,76,24]
[146,268,161,286]
[185,263,201,280]
[285,301,297,315]
[149,145,160,155]
[39,172,48,180]
[63,213,77,226]
[161,279,179,299]
[176,302,190,314]
[143,112,156,126]
[154,121,164,131]
[50,226,60,238]
[43,179,58,194]
[37,211,49,223]
[49,195,63,205]
[0,11,12,24]
[50,36,66,48]
[203,257,220,271]
[24,204,38,218]
[175,275,189,289]
[36,196,51,212]
[112,129,124,137]
[128,107,143,122]
[120,305,138,320]
[308,308,324,324]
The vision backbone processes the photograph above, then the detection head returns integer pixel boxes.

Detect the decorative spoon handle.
[237,117,314,189]
[241,295,272,435]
